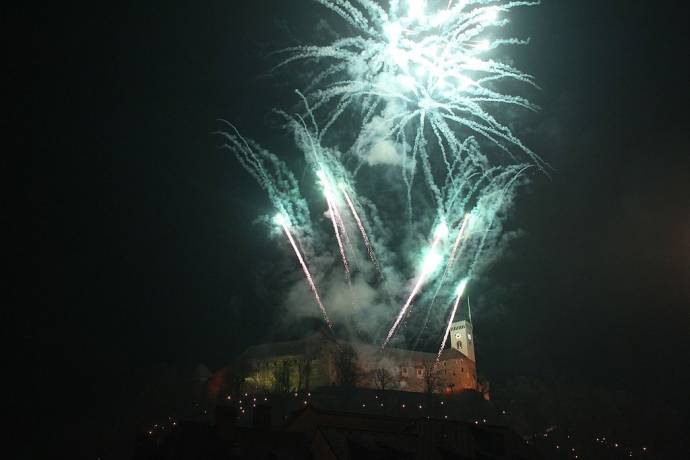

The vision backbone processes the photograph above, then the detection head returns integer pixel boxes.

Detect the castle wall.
[238,340,477,395]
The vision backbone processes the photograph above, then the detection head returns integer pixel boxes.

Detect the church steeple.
[448,297,476,362]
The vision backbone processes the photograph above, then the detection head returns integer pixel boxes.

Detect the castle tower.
[448,298,477,363]
[449,319,475,362]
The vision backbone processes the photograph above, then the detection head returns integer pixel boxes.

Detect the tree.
[272,361,292,393]
[422,360,442,404]
[372,367,396,392]
[297,340,321,391]
[332,344,360,391]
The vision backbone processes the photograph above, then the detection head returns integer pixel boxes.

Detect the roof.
[239,337,470,364]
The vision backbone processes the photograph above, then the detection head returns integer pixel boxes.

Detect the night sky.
[15,0,689,456]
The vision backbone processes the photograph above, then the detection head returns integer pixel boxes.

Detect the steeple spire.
[467,296,472,324]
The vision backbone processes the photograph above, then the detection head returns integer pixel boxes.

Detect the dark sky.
[15,0,689,454]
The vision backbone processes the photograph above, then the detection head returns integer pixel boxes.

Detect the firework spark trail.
[412,214,472,350]
[341,185,381,276]
[436,278,469,362]
[447,213,472,270]
[276,0,546,208]
[276,214,332,328]
[382,222,448,349]
[325,192,351,283]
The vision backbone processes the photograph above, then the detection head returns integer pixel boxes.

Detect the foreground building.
[136,404,540,460]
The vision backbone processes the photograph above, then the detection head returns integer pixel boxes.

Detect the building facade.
[232,317,477,395]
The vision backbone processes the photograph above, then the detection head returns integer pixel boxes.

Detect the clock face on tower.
[455,332,461,339]
[467,333,472,341]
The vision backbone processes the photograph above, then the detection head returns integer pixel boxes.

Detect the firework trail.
[447,213,472,270]
[382,221,448,348]
[340,184,381,276]
[276,0,545,211]
[317,170,351,283]
[223,0,543,338]
[436,278,469,361]
[411,213,472,350]
[275,213,332,328]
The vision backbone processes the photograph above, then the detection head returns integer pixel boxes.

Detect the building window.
[402,367,408,376]
[416,368,423,377]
